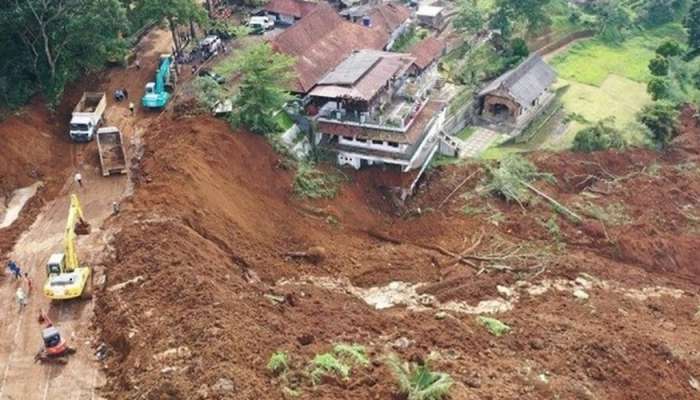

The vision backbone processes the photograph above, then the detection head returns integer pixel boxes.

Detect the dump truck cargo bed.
[96,127,127,176]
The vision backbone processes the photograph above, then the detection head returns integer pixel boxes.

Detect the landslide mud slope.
[96,113,700,399]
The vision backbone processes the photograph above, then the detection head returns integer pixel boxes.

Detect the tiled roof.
[369,2,411,37]
[478,55,557,106]
[408,37,445,70]
[271,4,388,93]
[263,0,319,19]
[311,50,415,101]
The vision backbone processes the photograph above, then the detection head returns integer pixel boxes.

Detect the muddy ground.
[1,40,700,400]
[89,109,700,400]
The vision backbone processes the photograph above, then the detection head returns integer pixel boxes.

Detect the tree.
[594,0,632,43]
[489,11,512,41]
[647,77,671,100]
[656,40,683,57]
[496,0,552,32]
[649,56,670,76]
[639,101,679,148]
[453,0,484,35]
[640,0,676,26]
[572,119,626,152]
[229,43,294,135]
[1,0,129,104]
[686,0,700,56]
[141,0,206,53]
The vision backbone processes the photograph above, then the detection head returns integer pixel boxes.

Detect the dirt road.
[0,29,172,400]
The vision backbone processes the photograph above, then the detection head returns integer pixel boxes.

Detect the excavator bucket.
[75,219,90,235]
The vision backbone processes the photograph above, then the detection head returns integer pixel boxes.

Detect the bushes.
[293,162,341,199]
[386,355,453,400]
[572,119,627,152]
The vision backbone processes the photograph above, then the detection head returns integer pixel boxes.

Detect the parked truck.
[69,92,106,142]
[96,127,127,176]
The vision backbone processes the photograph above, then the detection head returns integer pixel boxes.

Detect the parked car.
[248,16,274,34]
[198,69,226,84]
[199,35,222,59]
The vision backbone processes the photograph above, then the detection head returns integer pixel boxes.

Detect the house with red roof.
[261,0,320,26]
[270,3,388,94]
[340,2,412,49]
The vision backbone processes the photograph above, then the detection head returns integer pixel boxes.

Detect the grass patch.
[456,126,476,140]
[267,351,289,376]
[550,76,651,149]
[310,353,351,385]
[551,23,686,86]
[477,316,511,337]
[386,355,454,400]
[309,343,370,385]
[333,343,369,366]
[430,154,464,168]
[293,162,342,199]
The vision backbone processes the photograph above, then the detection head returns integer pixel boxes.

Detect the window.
[388,142,399,148]
[372,140,383,145]
[356,138,367,143]
[342,136,353,141]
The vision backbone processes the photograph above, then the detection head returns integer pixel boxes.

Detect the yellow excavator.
[43,194,92,300]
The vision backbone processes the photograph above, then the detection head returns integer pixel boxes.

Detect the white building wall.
[338,136,407,153]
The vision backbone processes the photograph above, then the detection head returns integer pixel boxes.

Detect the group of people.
[7,260,32,312]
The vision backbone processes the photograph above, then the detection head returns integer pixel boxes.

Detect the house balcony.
[316,97,428,133]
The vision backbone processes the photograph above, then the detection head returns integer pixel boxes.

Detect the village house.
[477,55,557,130]
[308,49,446,171]
[339,2,412,49]
[271,4,387,95]
[405,36,445,98]
[261,0,320,26]
[415,5,446,30]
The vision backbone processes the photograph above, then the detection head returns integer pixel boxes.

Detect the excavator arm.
[63,194,89,272]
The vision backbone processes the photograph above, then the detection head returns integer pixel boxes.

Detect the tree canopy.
[0,0,129,105]
[572,119,626,152]
[686,0,700,56]
[453,0,484,35]
[639,101,679,148]
[495,0,552,32]
[229,43,295,135]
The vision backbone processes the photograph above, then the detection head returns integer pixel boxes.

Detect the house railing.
[317,99,428,133]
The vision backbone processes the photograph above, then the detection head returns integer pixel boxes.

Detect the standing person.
[129,102,135,116]
[135,59,141,70]
[112,201,120,215]
[123,88,129,100]
[15,287,27,312]
[23,272,32,294]
[7,260,20,279]
[74,172,83,188]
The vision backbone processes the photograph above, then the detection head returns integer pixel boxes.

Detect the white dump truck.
[69,92,106,142]
[96,127,127,176]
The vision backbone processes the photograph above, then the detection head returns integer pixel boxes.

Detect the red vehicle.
[34,310,76,364]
